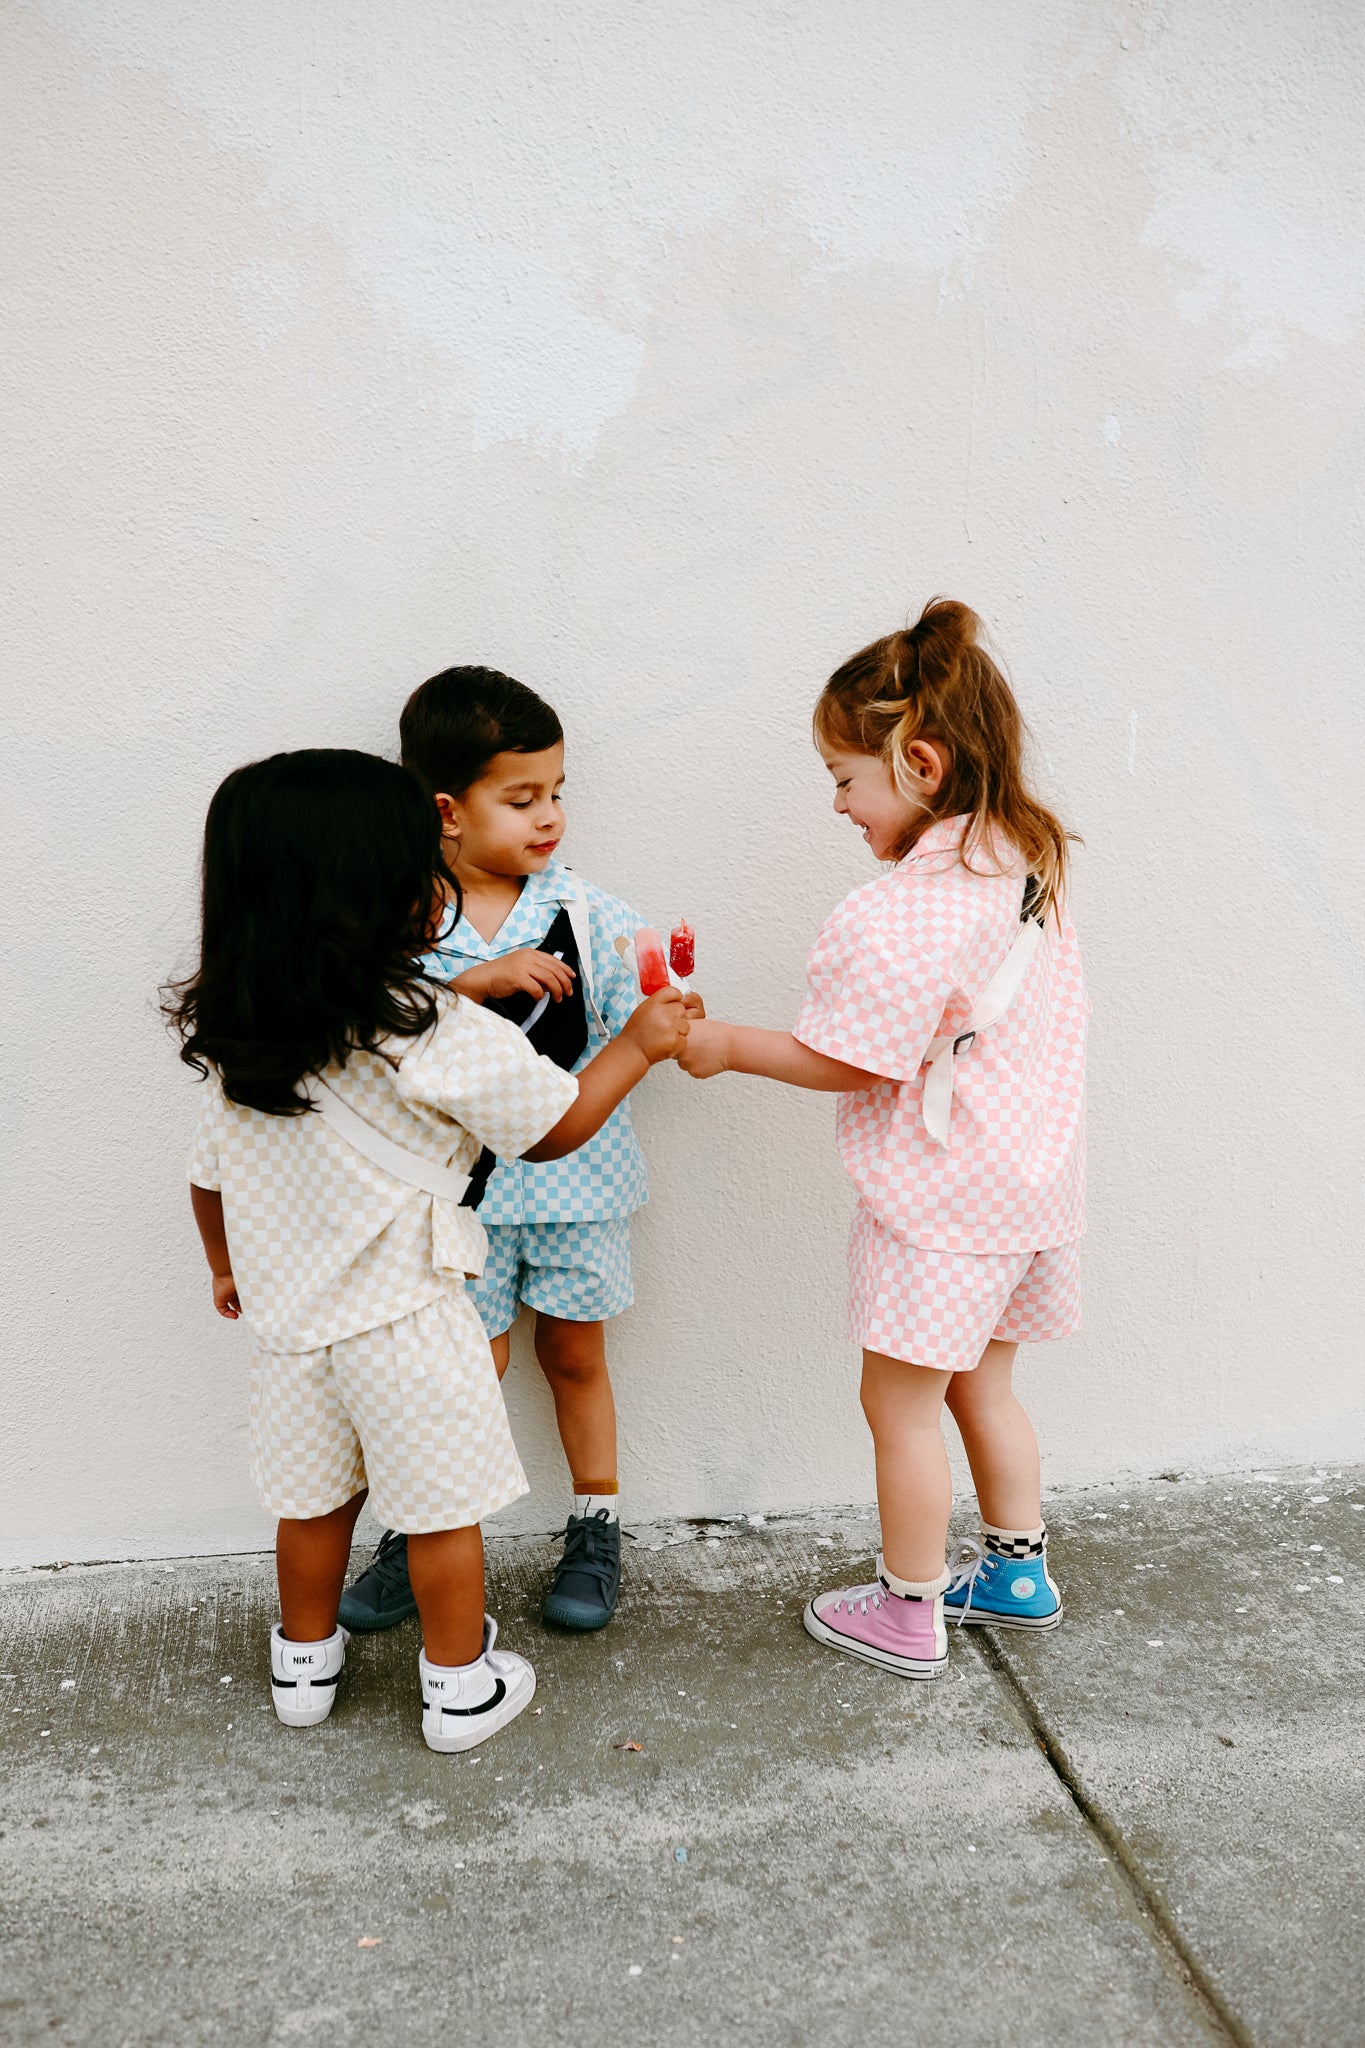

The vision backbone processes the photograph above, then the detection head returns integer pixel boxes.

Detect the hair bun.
[910,596,980,654]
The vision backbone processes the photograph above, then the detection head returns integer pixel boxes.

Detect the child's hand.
[677,1018,731,1079]
[453,950,577,1006]
[682,990,707,1020]
[212,1271,241,1320]
[621,986,691,1066]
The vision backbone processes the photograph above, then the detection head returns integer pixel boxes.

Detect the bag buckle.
[953,1030,976,1056]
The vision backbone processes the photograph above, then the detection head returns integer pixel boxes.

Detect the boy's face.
[437,742,566,877]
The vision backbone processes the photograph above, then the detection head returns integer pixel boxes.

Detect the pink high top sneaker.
[803,1558,948,1679]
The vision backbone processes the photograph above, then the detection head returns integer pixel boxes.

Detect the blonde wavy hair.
[813,597,1077,920]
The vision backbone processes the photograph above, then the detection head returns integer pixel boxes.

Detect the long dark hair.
[164,749,456,1114]
[400,665,563,797]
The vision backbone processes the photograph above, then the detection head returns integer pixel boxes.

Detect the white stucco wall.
[4,2,1364,1566]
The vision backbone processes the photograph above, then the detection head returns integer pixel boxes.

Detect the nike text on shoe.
[944,1538,1063,1630]
[420,1617,536,1754]
[541,1509,621,1632]
[270,1623,348,1727]
[338,1528,418,1633]
[802,1576,948,1679]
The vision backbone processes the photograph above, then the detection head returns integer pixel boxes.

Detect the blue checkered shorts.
[468,1219,635,1338]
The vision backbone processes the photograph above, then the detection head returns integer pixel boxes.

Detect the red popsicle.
[669,921,695,980]
[634,926,670,996]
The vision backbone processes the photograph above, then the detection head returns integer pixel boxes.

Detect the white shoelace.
[831,1580,888,1617]
[946,1538,998,1623]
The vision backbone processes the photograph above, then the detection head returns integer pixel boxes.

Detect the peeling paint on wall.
[37,0,1067,453]
[1115,9,1365,356]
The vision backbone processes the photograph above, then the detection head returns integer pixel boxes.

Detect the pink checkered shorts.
[848,1206,1081,1372]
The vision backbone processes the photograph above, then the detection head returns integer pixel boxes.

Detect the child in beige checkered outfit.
[168,749,690,1751]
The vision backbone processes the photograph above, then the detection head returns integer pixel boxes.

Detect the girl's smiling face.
[818,737,939,861]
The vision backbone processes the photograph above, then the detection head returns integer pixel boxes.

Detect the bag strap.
[919,884,1046,1147]
[557,871,595,1006]
[558,869,609,1034]
[300,1076,471,1203]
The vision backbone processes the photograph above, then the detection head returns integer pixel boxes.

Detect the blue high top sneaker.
[944,1524,1062,1630]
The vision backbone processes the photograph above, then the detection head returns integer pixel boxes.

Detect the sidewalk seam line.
[968,1628,1256,2048]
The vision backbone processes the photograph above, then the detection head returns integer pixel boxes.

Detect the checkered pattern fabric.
[793,815,1087,1254]
[188,995,578,1352]
[983,1525,1048,1558]
[470,1218,634,1337]
[992,1240,1082,1345]
[248,1289,526,1530]
[848,1205,1081,1371]
[423,857,649,1225]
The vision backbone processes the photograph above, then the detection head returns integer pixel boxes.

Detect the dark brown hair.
[814,597,1077,917]
[400,666,562,798]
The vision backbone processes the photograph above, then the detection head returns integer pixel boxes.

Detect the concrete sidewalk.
[1,1467,1360,2047]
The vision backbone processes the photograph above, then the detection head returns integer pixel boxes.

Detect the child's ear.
[902,739,948,795]
[433,792,461,842]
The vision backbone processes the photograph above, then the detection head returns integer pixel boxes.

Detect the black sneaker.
[541,1510,621,1632]
[337,1529,417,1633]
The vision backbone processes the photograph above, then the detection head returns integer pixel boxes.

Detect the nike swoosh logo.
[438,1678,507,1717]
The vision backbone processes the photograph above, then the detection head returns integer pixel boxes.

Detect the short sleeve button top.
[793,816,1087,1255]
[421,856,649,1225]
[188,995,579,1352]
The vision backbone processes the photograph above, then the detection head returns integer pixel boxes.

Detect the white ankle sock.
[574,1491,619,1523]
[877,1555,951,1600]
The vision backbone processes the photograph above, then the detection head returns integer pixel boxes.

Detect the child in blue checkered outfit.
[341,667,688,1634]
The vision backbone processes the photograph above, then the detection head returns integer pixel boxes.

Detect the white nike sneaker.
[420,1616,536,1753]
[270,1623,348,1727]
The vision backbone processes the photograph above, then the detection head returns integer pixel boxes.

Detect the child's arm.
[190,1185,242,1320]
[678,1019,891,1092]
[525,987,689,1159]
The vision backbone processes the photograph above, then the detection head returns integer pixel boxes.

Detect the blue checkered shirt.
[422,858,649,1224]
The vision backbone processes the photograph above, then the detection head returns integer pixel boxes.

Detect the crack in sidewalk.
[970,1629,1255,2048]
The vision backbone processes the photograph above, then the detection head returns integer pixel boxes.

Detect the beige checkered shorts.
[248,1289,528,1531]
[849,1206,1081,1373]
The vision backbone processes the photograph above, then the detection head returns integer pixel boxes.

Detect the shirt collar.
[438,855,572,953]
[900,813,971,864]
[899,813,1027,882]
[522,853,572,905]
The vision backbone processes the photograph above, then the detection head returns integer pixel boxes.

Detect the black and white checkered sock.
[982,1521,1047,1559]
[877,1552,951,1599]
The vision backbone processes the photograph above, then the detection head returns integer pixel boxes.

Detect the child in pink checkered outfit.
[680,598,1087,1679]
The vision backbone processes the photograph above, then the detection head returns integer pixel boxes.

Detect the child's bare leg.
[860,1352,954,1582]
[407,1525,486,1666]
[490,1329,512,1380]
[533,1314,617,1492]
[277,1491,367,1640]
[944,1340,1041,1531]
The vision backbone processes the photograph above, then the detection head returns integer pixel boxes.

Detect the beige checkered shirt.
[188,996,579,1353]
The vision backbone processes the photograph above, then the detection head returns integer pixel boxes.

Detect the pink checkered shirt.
[793,815,1087,1254]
